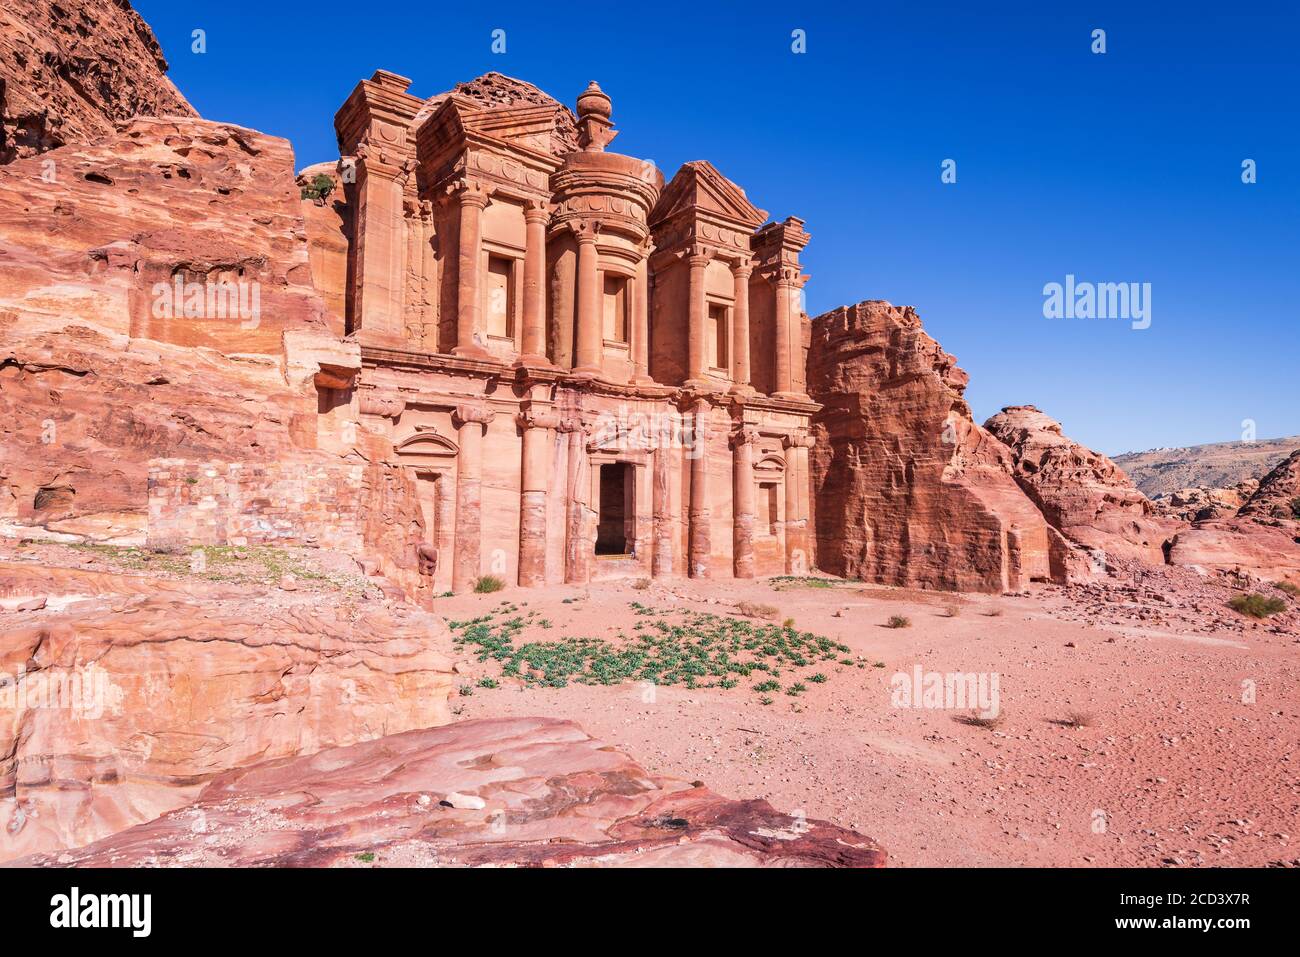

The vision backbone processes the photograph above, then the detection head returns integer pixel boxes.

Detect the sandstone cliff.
[808,301,1067,593]
[983,405,1182,566]
[0,0,194,163]
[1114,434,1299,498]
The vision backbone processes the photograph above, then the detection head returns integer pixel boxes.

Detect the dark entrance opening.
[596,462,634,556]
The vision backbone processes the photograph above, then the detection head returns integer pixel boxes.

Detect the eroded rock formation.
[0,0,194,163]
[0,562,455,862]
[15,717,885,867]
[983,405,1181,566]
[808,301,1066,592]
[1238,448,1300,520]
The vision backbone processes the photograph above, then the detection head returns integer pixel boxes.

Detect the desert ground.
[437,570,1299,867]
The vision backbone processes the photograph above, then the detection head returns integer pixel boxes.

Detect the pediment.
[650,160,768,229]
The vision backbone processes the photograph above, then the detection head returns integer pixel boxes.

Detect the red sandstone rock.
[0,561,454,862]
[1238,448,1300,520]
[1152,479,1258,522]
[983,405,1183,566]
[12,717,885,868]
[808,301,1063,592]
[1164,518,1300,583]
[0,0,195,163]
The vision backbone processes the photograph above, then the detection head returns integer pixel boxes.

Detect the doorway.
[595,462,635,556]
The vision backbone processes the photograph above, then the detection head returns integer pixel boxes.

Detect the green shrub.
[300,173,334,202]
[1291,497,1300,520]
[1276,581,1299,597]
[473,575,505,594]
[886,615,911,629]
[1229,593,1286,618]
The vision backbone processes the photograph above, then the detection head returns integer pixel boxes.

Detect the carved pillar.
[519,202,550,364]
[573,223,602,374]
[782,431,814,574]
[730,262,753,391]
[687,399,712,577]
[452,404,495,592]
[686,249,710,385]
[789,278,808,396]
[773,268,796,396]
[517,407,559,587]
[453,181,491,358]
[351,152,411,344]
[731,426,759,579]
[632,246,652,382]
[651,429,674,578]
[562,417,592,583]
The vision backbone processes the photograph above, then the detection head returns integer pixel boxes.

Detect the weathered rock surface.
[1238,448,1300,520]
[414,72,580,156]
[1164,518,1300,583]
[1151,479,1258,522]
[0,0,194,163]
[984,405,1182,566]
[809,302,1063,592]
[296,161,349,334]
[12,717,885,868]
[0,560,454,863]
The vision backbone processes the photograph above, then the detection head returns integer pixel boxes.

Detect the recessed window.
[708,303,729,369]
[485,255,515,338]
[603,274,628,343]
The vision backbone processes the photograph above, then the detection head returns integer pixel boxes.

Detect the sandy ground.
[439,574,1300,867]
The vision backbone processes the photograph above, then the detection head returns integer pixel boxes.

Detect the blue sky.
[135,0,1298,455]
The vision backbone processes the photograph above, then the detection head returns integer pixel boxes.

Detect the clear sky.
[134,0,1298,456]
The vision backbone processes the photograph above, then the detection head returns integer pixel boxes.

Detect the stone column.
[452,181,491,358]
[789,278,808,396]
[782,431,814,574]
[687,399,712,577]
[730,262,753,391]
[573,223,602,375]
[686,248,711,385]
[351,153,411,344]
[519,201,550,364]
[452,404,495,592]
[632,247,652,382]
[517,407,559,587]
[730,426,759,579]
[651,414,674,578]
[562,417,592,583]
[773,267,796,396]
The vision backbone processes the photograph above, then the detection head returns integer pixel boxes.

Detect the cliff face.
[983,405,1183,566]
[0,0,194,163]
[808,301,1066,593]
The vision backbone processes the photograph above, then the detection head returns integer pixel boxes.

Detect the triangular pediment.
[650,160,768,229]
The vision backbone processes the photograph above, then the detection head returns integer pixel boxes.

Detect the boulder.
[13,717,886,868]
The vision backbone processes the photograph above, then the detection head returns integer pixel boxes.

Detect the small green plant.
[538,618,553,629]
[759,696,774,706]
[1276,581,1299,597]
[782,617,796,628]
[1229,593,1286,618]
[752,679,781,693]
[458,684,474,696]
[473,575,505,594]
[300,172,335,202]
[786,682,807,696]
[886,615,911,629]
[807,673,827,683]
[354,852,375,863]
[476,677,499,689]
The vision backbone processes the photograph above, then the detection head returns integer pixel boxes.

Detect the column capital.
[730,260,754,280]
[569,219,602,244]
[453,404,496,428]
[517,408,562,432]
[523,199,554,225]
[783,430,815,449]
[686,245,714,268]
[448,179,492,208]
[729,425,761,449]
[558,416,591,435]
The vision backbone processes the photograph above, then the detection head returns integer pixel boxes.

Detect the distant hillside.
[1114,435,1300,498]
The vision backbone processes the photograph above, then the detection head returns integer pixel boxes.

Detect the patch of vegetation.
[473,575,505,594]
[301,173,335,202]
[475,677,499,689]
[1061,710,1095,729]
[1276,581,1299,597]
[770,576,842,590]
[1291,496,1300,520]
[886,615,911,629]
[807,673,827,683]
[1228,593,1287,619]
[354,852,375,863]
[956,712,1004,730]
[630,578,651,591]
[446,603,852,699]
[65,543,369,597]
